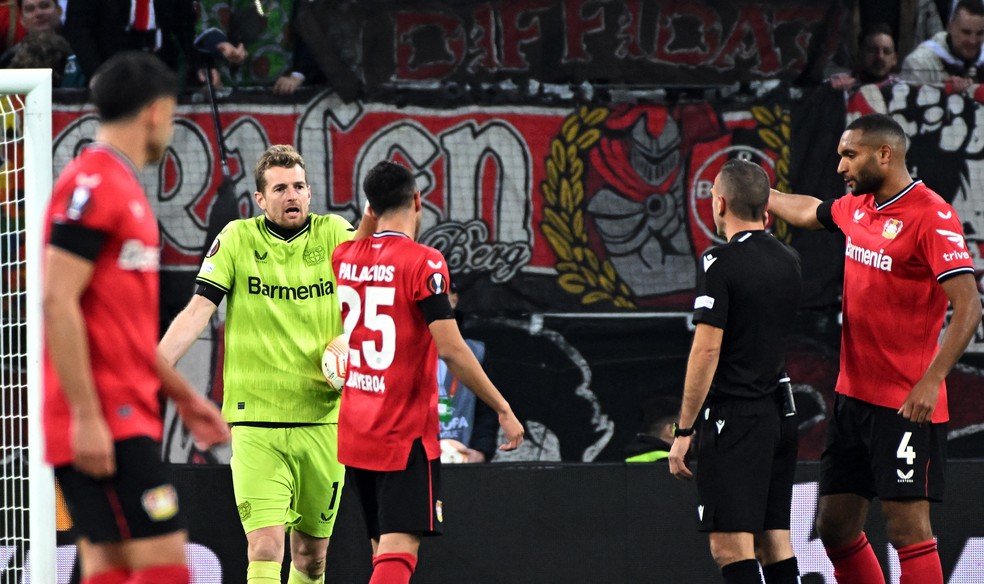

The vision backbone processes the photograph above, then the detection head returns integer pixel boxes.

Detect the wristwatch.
[672,423,695,437]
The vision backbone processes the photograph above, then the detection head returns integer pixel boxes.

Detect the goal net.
[0,70,54,583]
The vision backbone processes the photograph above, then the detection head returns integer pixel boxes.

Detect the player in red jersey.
[332,161,524,584]
[768,113,981,584]
[43,52,229,584]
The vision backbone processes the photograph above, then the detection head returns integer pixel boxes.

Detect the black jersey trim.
[194,281,226,306]
[264,215,311,242]
[874,180,921,211]
[937,266,976,283]
[419,293,455,324]
[817,200,838,232]
[49,222,106,261]
[195,275,230,295]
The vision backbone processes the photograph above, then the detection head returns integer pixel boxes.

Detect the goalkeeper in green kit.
[159,145,374,583]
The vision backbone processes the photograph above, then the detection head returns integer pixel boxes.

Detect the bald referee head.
[837,113,910,197]
[711,158,770,238]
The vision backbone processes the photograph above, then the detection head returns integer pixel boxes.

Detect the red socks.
[369,552,417,584]
[825,532,885,584]
[127,566,190,584]
[82,569,129,584]
[897,539,943,584]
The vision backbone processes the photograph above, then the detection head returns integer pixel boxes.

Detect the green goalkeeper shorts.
[230,424,344,538]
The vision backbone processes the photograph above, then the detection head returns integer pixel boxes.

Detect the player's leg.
[58,438,190,584]
[369,438,442,584]
[287,424,345,583]
[817,395,884,584]
[231,426,295,583]
[871,417,946,584]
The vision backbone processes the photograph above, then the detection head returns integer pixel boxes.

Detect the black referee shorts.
[820,394,946,502]
[695,395,798,533]
[348,437,443,540]
[55,436,185,543]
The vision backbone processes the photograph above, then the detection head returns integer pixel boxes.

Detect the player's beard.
[848,164,882,196]
[146,138,169,165]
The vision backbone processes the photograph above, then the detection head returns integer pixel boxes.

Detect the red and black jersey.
[819,181,976,423]
[43,145,163,466]
[332,231,451,471]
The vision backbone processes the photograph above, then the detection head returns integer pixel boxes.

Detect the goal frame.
[2,68,54,583]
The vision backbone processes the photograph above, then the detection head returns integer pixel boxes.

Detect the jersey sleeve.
[918,203,976,282]
[410,246,452,304]
[196,221,240,293]
[50,174,124,236]
[825,195,855,233]
[692,249,728,329]
[323,214,356,249]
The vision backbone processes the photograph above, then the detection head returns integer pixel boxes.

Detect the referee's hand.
[668,436,693,480]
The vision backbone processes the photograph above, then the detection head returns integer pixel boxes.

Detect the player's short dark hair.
[363,160,416,215]
[954,0,984,19]
[846,113,908,153]
[254,144,306,193]
[89,52,178,123]
[718,159,769,221]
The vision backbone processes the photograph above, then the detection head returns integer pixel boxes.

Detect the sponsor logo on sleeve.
[937,210,952,220]
[206,238,220,258]
[936,229,966,249]
[65,186,91,221]
[427,272,448,294]
[694,295,715,309]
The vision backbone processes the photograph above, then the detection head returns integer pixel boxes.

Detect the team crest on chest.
[881,219,903,239]
[303,245,326,266]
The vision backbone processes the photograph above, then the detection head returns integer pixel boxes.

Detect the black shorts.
[54,436,185,543]
[695,395,798,533]
[820,394,946,502]
[347,438,443,540]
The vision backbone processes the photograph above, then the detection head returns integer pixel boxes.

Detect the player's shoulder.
[310,212,356,233]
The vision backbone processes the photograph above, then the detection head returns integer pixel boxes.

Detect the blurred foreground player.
[332,161,524,584]
[43,52,229,584]
[768,113,980,584]
[669,160,803,584]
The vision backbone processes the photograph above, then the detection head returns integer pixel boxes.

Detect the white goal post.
[0,69,54,583]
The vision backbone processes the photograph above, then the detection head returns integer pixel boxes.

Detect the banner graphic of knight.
[48,0,984,465]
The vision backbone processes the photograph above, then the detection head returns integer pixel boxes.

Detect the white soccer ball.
[321,335,349,391]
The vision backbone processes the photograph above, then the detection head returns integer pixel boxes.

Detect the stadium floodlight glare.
[0,68,54,583]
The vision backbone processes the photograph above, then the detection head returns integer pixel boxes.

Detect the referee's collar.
[729,229,766,242]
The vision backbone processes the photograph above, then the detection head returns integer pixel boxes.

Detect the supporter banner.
[53,92,796,311]
[298,0,850,98]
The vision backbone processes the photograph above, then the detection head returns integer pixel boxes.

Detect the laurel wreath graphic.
[540,106,636,308]
[750,104,792,243]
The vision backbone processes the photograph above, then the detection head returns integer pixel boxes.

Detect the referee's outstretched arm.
[768,188,824,230]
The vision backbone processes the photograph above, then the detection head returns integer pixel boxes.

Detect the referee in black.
[668,159,803,584]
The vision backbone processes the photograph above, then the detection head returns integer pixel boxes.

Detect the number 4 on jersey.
[896,431,915,465]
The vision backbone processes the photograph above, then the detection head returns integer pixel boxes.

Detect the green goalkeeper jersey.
[196,214,354,424]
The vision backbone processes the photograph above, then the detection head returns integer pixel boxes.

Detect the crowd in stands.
[0,0,323,94]
[0,1,981,99]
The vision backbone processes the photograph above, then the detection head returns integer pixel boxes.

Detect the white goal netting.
[0,71,54,584]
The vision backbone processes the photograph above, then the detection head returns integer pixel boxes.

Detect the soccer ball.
[321,335,349,391]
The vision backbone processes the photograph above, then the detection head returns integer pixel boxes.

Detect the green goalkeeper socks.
[246,561,281,584]
[288,562,326,584]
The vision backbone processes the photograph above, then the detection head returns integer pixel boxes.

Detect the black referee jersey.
[692,229,802,400]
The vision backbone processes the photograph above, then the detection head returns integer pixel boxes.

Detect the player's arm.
[353,201,377,241]
[668,323,723,481]
[42,245,115,478]
[428,317,525,451]
[157,353,230,448]
[158,291,220,366]
[768,188,824,230]
[899,273,982,423]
